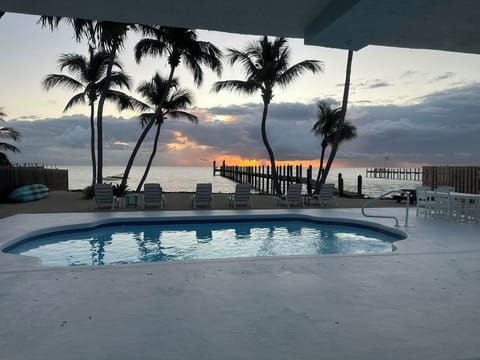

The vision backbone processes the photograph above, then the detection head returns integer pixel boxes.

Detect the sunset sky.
[1,12,480,168]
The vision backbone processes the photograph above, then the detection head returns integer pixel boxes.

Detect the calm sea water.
[64,165,420,198]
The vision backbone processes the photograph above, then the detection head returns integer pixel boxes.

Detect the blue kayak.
[9,184,49,202]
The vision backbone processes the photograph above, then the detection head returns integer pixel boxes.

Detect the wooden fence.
[422,166,480,194]
[0,166,68,201]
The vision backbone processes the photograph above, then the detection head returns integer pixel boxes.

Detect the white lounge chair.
[275,183,303,208]
[311,183,337,207]
[143,183,166,209]
[192,183,213,208]
[93,183,115,209]
[229,184,252,208]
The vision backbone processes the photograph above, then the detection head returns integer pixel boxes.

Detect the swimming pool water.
[6,218,404,266]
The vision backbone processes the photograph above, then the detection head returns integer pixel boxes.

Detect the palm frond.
[63,93,87,112]
[105,90,149,112]
[0,142,20,153]
[134,38,166,63]
[103,71,132,90]
[276,60,324,88]
[58,53,88,78]
[0,126,21,141]
[211,80,261,95]
[167,110,198,124]
[43,74,83,91]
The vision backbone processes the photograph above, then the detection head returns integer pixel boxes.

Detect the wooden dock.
[214,160,307,195]
[366,167,422,181]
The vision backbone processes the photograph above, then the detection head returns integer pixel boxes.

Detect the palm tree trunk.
[314,143,327,193]
[89,103,97,186]
[260,99,282,195]
[96,44,118,183]
[136,121,162,192]
[121,65,176,188]
[320,49,354,185]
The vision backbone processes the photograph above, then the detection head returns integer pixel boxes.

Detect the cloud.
[6,83,480,167]
[354,79,391,89]
[429,71,456,83]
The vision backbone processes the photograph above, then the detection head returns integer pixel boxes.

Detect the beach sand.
[0,190,404,218]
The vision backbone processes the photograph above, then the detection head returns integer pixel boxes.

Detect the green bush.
[82,185,95,199]
[112,183,129,197]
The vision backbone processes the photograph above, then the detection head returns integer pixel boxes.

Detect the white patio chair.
[275,183,303,208]
[143,183,166,209]
[433,190,451,219]
[311,183,337,207]
[93,183,115,210]
[229,184,252,208]
[192,183,213,208]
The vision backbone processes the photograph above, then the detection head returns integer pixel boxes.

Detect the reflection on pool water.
[6,218,405,266]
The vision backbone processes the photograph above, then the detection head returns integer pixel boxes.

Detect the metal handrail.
[361,189,412,227]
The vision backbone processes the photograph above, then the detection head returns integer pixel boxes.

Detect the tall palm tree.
[119,26,223,188]
[39,16,136,183]
[42,51,144,185]
[0,108,21,164]
[212,36,323,194]
[312,102,357,192]
[135,73,198,192]
[319,50,354,185]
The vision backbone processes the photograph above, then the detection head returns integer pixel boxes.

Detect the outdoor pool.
[4,216,406,266]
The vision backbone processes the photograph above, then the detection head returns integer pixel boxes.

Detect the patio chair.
[143,183,166,209]
[415,186,434,217]
[229,184,252,208]
[93,183,115,210]
[311,183,337,207]
[192,183,213,208]
[275,183,303,208]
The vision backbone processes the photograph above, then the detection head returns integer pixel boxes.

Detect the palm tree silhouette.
[319,50,354,185]
[39,16,137,183]
[0,108,21,165]
[135,73,198,192]
[42,51,146,185]
[312,102,357,192]
[120,26,223,188]
[212,36,323,195]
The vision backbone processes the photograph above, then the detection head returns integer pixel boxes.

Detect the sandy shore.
[0,190,404,218]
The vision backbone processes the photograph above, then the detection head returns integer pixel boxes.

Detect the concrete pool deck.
[1,208,479,359]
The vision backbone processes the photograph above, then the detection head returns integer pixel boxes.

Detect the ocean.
[65,165,421,198]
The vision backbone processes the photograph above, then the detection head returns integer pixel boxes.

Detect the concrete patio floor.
[1,208,479,360]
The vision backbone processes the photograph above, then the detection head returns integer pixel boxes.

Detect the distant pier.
[366,167,422,181]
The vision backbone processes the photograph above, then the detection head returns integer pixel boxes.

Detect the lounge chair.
[229,184,252,208]
[143,183,166,209]
[311,183,337,207]
[192,183,213,208]
[93,183,115,209]
[275,183,303,208]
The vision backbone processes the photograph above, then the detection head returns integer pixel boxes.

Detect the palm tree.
[319,50,354,185]
[39,16,136,183]
[0,108,21,165]
[119,26,223,188]
[212,36,323,195]
[135,73,198,192]
[43,51,144,185]
[312,102,357,192]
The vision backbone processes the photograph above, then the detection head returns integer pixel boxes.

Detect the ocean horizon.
[64,165,421,198]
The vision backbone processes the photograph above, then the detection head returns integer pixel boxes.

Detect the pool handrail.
[361,189,412,227]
